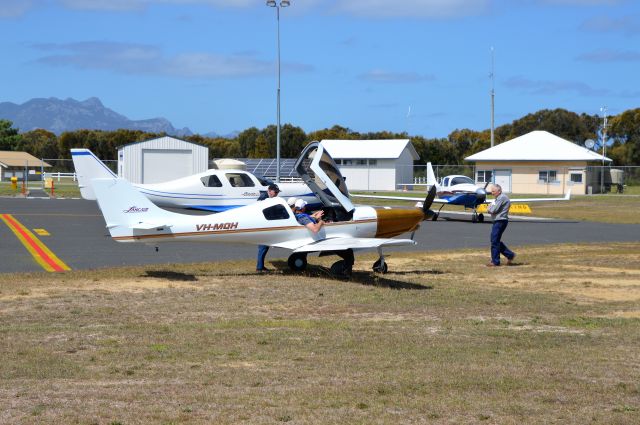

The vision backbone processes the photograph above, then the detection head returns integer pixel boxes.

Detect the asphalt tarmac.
[1,196,638,273]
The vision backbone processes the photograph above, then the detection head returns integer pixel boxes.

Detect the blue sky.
[1,0,638,137]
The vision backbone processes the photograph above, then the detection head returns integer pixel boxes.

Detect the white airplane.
[354,162,570,223]
[88,141,437,275]
[71,148,319,212]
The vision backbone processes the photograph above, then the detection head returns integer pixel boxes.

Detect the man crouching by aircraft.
[487,184,516,267]
[293,199,325,233]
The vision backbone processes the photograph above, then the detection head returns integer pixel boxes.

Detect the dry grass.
[1,243,639,424]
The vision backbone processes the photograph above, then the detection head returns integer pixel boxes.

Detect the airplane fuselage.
[108,197,423,249]
[134,169,317,212]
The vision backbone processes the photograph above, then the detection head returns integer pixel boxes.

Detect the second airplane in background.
[71,149,319,212]
[354,162,570,223]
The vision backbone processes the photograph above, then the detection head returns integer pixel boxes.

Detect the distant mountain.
[0,97,193,137]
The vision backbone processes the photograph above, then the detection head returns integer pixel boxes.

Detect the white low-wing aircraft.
[89,141,436,275]
[71,148,319,212]
[354,162,570,223]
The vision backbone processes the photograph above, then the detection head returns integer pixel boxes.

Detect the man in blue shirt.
[293,199,325,233]
[487,184,516,267]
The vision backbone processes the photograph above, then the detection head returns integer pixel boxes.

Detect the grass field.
[1,243,639,424]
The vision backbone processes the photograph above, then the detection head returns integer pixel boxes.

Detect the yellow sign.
[510,204,532,213]
[477,204,532,214]
[44,178,53,189]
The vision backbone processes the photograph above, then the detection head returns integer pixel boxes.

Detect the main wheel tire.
[288,253,307,272]
[478,213,484,223]
[372,259,388,274]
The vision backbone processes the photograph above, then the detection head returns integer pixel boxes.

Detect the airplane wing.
[272,237,416,253]
[352,194,449,204]
[354,188,571,205]
[504,189,571,203]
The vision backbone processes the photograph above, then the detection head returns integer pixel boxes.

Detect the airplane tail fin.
[91,178,173,239]
[71,149,117,200]
[426,162,438,190]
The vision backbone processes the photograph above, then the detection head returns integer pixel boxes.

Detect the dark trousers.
[490,220,515,265]
[256,245,269,270]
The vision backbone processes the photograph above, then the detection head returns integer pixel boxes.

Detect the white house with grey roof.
[321,139,419,191]
[465,130,612,194]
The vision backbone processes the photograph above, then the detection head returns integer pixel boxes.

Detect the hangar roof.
[465,131,611,162]
[0,151,51,167]
[321,139,419,160]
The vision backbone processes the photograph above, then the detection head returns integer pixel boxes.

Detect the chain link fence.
[402,164,639,195]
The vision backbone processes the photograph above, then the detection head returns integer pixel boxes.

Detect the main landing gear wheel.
[478,213,484,223]
[372,259,388,274]
[288,253,308,272]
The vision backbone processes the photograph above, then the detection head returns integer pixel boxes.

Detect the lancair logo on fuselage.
[123,206,149,213]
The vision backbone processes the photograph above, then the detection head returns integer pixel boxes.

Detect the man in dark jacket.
[256,184,280,272]
[486,184,516,267]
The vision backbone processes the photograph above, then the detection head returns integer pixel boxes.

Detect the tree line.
[1,107,638,167]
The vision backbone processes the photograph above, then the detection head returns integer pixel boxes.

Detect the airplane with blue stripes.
[71,149,319,212]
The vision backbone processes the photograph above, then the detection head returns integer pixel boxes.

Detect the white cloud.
[0,0,34,18]
[580,15,640,36]
[577,48,640,62]
[332,0,489,18]
[504,76,609,96]
[359,69,436,84]
[32,41,312,78]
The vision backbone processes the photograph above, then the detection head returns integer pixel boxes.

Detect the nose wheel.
[372,247,389,273]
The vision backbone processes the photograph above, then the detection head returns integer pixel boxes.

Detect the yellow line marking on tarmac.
[0,214,71,272]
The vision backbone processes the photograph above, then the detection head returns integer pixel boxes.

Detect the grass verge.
[1,243,639,424]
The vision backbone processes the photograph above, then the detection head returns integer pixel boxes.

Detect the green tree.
[609,108,640,165]
[496,108,598,144]
[306,125,358,142]
[237,127,260,157]
[280,124,307,158]
[0,120,22,151]
[17,129,59,159]
[252,134,271,158]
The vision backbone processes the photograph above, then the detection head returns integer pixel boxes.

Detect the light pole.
[266,0,290,183]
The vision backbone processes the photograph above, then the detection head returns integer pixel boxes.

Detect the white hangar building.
[321,139,419,191]
[118,136,209,184]
[465,130,612,194]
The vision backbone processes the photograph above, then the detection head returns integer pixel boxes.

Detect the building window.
[538,170,558,183]
[570,172,583,184]
[476,170,493,183]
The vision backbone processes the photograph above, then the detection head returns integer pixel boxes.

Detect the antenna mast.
[490,47,495,147]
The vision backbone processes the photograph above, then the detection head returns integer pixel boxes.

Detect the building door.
[142,149,192,184]
[494,169,511,193]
